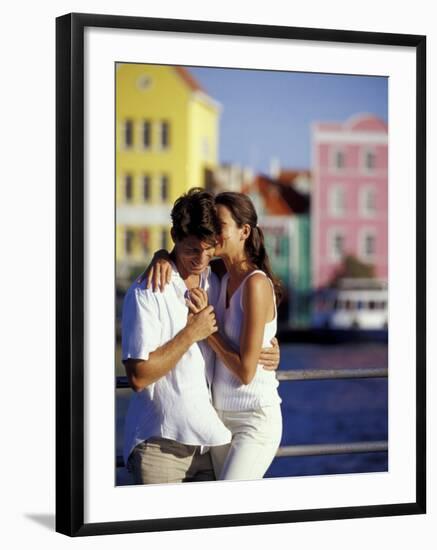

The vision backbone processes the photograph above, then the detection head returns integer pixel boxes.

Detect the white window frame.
[359,184,377,218]
[358,227,377,262]
[330,146,346,172]
[361,146,377,174]
[328,184,346,218]
[328,227,346,262]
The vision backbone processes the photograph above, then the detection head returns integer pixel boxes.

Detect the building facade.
[311,114,388,289]
[247,174,311,327]
[116,64,220,280]
[212,163,254,193]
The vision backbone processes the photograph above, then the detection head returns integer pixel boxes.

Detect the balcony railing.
[115,367,388,469]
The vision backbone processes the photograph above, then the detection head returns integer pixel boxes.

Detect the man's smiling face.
[174,235,216,278]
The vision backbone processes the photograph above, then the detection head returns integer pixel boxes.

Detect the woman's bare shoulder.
[242,272,274,321]
[243,272,272,298]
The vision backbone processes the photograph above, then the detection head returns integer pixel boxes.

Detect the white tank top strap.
[240,269,265,285]
[238,269,277,313]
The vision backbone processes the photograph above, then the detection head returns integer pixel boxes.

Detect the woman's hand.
[186,288,209,314]
[137,250,173,292]
[258,337,280,371]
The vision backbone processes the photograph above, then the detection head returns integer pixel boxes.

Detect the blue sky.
[189,66,388,174]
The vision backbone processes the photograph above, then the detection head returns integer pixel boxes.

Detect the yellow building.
[116,64,220,280]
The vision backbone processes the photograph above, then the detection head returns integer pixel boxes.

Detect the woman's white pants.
[210,404,282,481]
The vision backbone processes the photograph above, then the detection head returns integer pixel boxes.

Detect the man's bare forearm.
[124,325,195,391]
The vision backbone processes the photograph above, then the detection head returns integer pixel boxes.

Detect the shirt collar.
[169,260,210,300]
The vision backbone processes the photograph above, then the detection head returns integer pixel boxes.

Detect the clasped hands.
[186,287,280,371]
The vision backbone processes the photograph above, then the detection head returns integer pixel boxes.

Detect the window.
[360,187,377,217]
[159,175,169,202]
[125,229,134,255]
[124,120,133,148]
[142,121,151,148]
[139,228,149,256]
[364,150,376,171]
[334,234,344,258]
[360,230,376,260]
[334,149,345,169]
[329,231,344,261]
[159,121,170,149]
[137,74,152,90]
[203,167,214,192]
[125,174,133,202]
[142,175,151,201]
[329,185,346,217]
[161,229,168,250]
[364,234,376,256]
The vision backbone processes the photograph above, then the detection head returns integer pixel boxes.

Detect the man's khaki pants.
[127,437,215,484]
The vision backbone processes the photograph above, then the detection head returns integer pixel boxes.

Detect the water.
[116,342,388,481]
[266,342,388,477]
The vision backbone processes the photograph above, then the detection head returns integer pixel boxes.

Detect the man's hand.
[137,250,172,292]
[259,337,280,371]
[186,288,209,314]
[186,305,218,342]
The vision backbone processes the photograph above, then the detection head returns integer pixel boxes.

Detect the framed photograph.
[56,12,426,536]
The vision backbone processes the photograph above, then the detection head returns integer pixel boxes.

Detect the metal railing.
[116,367,388,468]
[276,367,387,381]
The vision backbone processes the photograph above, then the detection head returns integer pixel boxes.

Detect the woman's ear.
[170,227,176,244]
[241,224,251,242]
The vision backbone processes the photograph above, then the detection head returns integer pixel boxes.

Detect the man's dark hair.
[171,187,220,245]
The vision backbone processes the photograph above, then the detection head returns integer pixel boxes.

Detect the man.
[122,188,278,484]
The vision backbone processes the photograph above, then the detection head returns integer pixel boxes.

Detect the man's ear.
[170,227,176,244]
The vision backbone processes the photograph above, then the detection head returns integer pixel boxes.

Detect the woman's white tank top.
[212,270,282,411]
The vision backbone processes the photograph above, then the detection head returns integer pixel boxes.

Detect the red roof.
[314,114,387,133]
[346,114,387,132]
[277,170,311,184]
[257,176,292,215]
[250,175,310,216]
[174,67,204,92]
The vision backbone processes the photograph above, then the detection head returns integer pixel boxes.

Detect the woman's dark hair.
[215,192,283,303]
[171,187,220,245]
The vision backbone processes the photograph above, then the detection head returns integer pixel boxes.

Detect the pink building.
[311,114,388,289]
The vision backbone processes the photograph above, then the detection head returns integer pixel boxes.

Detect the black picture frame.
[56,12,426,537]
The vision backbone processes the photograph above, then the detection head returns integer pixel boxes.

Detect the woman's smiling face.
[214,204,245,257]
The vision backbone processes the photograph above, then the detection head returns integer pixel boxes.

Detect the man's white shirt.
[121,263,231,465]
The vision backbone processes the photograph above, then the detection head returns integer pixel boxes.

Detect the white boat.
[311,278,388,330]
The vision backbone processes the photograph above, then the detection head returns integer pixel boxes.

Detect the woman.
[145,192,283,481]
[186,192,282,480]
